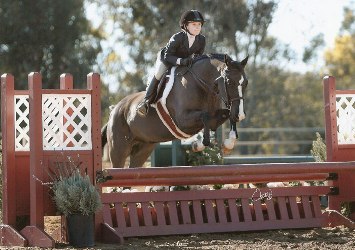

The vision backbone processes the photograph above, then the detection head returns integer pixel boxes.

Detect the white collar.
[186,32,196,39]
[186,32,196,48]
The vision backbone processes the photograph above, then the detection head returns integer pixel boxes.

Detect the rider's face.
[186,22,202,36]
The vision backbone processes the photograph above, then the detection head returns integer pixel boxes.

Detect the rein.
[185,66,242,109]
[186,68,217,96]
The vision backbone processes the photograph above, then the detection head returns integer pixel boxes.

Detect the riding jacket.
[160,30,206,66]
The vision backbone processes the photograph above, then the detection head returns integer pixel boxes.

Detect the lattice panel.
[14,95,30,151]
[336,94,355,144]
[42,94,92,150]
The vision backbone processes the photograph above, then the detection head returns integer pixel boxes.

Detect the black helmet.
[179,10,205,29]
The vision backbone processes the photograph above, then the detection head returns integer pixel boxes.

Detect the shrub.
[49,155,101,216]
[52,169,102,216]
[310,132,326,162]
[186,140,224,166]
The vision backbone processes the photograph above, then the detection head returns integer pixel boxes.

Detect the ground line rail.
[100,161,355,182]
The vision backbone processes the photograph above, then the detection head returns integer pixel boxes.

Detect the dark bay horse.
[102,54,248,168]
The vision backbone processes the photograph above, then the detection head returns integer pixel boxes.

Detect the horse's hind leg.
[107,127,132,168]
[108,140,131,168]
[129,142,156,168]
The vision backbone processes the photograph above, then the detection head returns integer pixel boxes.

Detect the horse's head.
[222,55,248,123]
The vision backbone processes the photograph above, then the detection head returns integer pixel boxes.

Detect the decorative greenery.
[186,139,224,166]
[308,132,327,187]
[310,133,354,216]
[185,137,224,190]
[170,186,190,191]
[310,132,326,162]
[49,155,102,217]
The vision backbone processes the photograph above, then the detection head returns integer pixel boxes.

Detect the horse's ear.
[224,54,232,66]
[241,55,249,67]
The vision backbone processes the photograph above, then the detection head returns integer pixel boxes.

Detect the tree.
[0,0,102,89]
[324,6,355,89]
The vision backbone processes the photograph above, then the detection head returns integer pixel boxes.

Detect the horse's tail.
[101,123,108,150]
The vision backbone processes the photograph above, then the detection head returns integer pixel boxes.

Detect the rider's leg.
[137,55,168,116]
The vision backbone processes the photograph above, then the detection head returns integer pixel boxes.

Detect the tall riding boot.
[137,77,160,116]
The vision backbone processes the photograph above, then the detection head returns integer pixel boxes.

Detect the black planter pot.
[66,214,95,247]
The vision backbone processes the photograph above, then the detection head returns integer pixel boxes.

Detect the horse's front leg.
[201,109,229,146]
[201,112,211,146]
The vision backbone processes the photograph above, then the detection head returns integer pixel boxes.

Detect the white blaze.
[238,76,245,120]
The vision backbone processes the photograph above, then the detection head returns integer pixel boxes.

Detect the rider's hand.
[180,58,192,66]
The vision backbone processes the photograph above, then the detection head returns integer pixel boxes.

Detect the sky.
[268,0,353,71]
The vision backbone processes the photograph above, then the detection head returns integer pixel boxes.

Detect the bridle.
[219,66,247,109]
[186,64,246,110]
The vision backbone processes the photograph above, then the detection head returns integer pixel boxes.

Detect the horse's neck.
[192,58,224,85]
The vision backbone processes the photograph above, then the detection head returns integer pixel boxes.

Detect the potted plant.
[49,156,101,247]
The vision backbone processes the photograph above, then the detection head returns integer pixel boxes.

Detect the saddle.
[151,66,192,139]
[153,63,191,103]
[153,67,179,103]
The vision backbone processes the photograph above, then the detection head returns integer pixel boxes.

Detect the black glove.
[180,58,192,66]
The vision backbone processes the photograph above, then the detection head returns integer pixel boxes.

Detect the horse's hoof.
[223,138,235,150]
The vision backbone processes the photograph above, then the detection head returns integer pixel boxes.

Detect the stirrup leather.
[137,101,149,116]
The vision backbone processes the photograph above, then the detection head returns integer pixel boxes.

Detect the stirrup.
[137,102,149,116]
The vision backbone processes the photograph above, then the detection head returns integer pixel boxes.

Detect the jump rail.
[98,161,355,243]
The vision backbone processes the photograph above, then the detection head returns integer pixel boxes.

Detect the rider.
[136,10,206,116]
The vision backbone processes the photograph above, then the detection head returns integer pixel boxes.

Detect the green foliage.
[171,186,190,191]
[238,70,324,155]
[186,140,224,166]
[303,34,325,63]
[182,139,223,191]
[49,156,102,216]
[213,184,224,190]
[0,0,102,88]
[311,132,326,162]
[52,170,101,216]
[324,5,355,89]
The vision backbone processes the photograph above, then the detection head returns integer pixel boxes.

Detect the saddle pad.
[152,67,191,139]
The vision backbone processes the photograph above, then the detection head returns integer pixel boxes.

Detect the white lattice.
[14,95,30,151]
[13,94,92,151]
[42,94,92,150]
[336,94,355,144]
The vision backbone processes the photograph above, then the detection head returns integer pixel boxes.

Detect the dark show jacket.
[160,31,206,66]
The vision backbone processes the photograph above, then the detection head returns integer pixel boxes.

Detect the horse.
[101,54,248,168]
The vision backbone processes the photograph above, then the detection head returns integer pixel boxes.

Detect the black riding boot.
[137,77,160,116]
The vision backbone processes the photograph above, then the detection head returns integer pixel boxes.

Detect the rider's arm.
[163,33,183,66]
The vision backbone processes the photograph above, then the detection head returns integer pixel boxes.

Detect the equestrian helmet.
[179,10,205,29]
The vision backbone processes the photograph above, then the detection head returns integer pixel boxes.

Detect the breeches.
[154,51,169,80]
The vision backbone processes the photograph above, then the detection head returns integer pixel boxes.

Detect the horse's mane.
[193,53,232,63]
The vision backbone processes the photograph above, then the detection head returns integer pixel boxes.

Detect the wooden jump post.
[0,72,102,247]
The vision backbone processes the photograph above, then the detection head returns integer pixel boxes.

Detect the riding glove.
[180,58,193,66]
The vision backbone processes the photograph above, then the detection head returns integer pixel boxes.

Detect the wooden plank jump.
[99,161,355,243]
